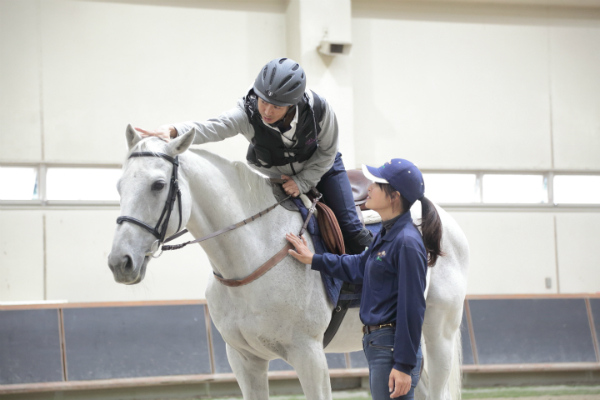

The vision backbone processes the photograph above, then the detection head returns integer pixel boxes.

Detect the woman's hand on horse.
[389,368,411,398]
[135,125,176,141]
[281,175,300,197]
[286,233,314,264]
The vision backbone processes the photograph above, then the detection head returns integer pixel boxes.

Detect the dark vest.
[244,89,324,168]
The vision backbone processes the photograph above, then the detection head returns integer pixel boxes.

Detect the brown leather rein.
[213,191,321,287]
[157,175,320,288]
[160,191,292,252]
[115,151,315,287]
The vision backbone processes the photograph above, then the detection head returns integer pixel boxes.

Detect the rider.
[136,57,373,254]
[286,159,443,400]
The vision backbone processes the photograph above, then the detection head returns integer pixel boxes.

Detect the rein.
[160,194,292,252]
[116,151,317,287]
[213,191,321,287]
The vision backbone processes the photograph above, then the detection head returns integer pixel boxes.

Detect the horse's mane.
[187,148,275,207]
[126,138,274,206]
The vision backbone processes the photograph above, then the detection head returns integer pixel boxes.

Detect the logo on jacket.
[376,250,386,261]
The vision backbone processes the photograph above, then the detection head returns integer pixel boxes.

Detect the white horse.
[108,125,469,400]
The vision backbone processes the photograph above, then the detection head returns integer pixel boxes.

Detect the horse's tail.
[417,327,463,400]
[449,326,463,400]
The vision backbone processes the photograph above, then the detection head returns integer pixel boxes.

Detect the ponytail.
[377,182,444,265]
[419,197,443,266]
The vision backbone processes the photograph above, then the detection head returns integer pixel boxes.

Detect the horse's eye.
[151,181,166,191]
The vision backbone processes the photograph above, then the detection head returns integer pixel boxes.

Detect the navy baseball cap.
[362,158,425,203]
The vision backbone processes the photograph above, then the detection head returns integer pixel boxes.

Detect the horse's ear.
[167,129,195,156]
[126,124,142,150]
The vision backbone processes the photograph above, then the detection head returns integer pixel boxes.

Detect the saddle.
[270,177,370,348]
[347,169,372,210]
[271,169,373,254]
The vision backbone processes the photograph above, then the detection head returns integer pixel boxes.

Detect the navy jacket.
[312,211,427,374]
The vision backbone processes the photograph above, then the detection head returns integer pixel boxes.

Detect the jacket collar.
[381,210,412,242]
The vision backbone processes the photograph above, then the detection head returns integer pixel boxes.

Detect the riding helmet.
[253,58,306,107]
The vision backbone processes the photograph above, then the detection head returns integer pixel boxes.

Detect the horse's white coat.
[108,126,469,400]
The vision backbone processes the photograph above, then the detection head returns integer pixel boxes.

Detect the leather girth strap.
[323,282,357,348]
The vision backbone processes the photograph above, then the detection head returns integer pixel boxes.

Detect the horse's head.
[108,125,195,284]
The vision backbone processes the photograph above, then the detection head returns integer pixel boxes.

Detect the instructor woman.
[286,159,443,400]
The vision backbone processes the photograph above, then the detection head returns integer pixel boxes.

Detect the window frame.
[2,164,600,211]
[0,162,121,207]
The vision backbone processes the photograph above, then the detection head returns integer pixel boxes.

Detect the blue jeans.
[316,152,363,240]
[363,327,423,400]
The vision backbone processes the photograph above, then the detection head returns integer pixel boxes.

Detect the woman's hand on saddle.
[281,175,300,197]
[135,125,176,141]
[389,368,411,398]
[286,233,314,264]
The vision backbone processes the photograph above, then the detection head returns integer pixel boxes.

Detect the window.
[482,174,547,204]
[46,168,121,201]
[554,175,600,204]
[0,167,38,200]
[422,174,478,203]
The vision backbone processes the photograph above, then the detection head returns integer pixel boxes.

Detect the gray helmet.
[253,58,306,107]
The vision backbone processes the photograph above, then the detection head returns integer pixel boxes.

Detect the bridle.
[115,151,294,258]
[116,151,183,257]
[115,151,319,287]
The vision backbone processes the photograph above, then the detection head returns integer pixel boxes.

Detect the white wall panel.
[449,212,557,294]
[45,210,210,302]
[352,16,552,170]
[0,0,43,162]
[551,23,600,170]
[40,0,285,164]
[555,213,600,293]
[0,211,44,301]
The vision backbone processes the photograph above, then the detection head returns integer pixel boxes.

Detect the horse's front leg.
[226,343,270,400]
[286,339,332,400]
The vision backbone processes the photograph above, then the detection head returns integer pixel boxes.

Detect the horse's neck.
[181,150,295,278]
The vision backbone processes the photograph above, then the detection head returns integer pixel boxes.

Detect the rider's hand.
[135,125,176,141]
[389,368,411,398]
[281,175,300,197]
[286,233,314,264]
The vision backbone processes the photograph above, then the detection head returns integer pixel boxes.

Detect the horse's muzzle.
[108,253,148,284]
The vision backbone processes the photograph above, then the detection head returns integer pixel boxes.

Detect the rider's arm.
[170,99,253,145]
[392,242,427,375]
[311,248,370,284]
[288,96,339,194]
